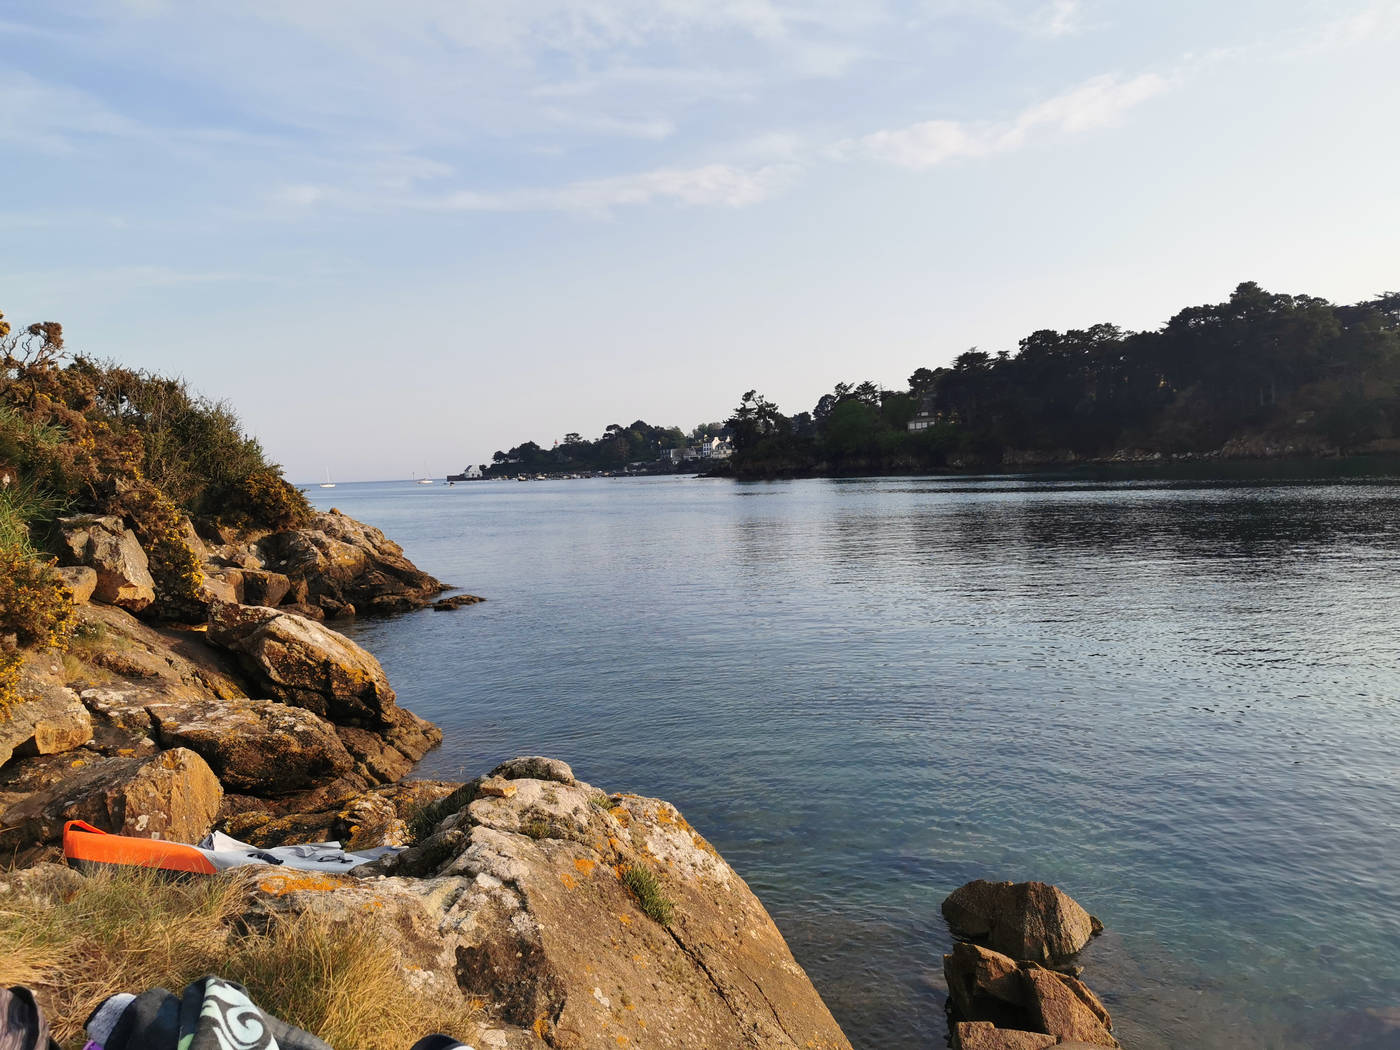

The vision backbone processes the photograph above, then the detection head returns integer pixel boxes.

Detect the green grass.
[404,781,480,845]
[521,817,551,840]
[621,863,674,926]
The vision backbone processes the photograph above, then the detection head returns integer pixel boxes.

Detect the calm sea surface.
[314,472,1400,1050]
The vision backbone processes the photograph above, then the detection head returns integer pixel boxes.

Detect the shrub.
[107,481,205,621]
[211,466,313,532]
[620,863,674,926]
[0,539,73,714]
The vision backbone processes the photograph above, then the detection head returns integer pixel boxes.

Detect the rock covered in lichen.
[245,758,852,1050]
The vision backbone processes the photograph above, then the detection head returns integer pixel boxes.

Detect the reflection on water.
[325,472,1400,1050]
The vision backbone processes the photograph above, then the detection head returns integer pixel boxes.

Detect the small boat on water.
[319,467,335,489]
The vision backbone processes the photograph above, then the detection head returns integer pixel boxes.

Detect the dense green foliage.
[724,283,1400,477]
[484,420,725,476]
[0,307,311,700]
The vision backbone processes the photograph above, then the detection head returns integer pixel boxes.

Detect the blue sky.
[3,0,1398,480]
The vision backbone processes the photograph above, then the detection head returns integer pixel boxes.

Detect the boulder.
[55,565,98,604]
[258,509,445,615]
[944,942,1027,1025]
[68,605,248,702]
[241,569,292,607]
[432,593,485,610]
[205,604,441,776]
[1021,965,1117,1047]
[942,880,1101,962]
[953,1022,1056,1050]
[176,516,207,561]
[147,696,355,795]
[258,763,854,1050]
[0,668,92,767]
[57,515,156,612]
[0,747,222,851]
[198,571,241,605]
[206,604,395,725]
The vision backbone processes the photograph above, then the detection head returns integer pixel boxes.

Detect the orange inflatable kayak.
[62,820,218,875]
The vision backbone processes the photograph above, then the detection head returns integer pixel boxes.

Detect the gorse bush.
[107,480,206,620]
[1,314,307,536]
[210,466,312,532]
[0,539,73,714]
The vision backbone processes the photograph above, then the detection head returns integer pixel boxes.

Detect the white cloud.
[278,162,797,216]
[1033,0,1084,37]
[541,108,677,141]
[842,71,1170,169]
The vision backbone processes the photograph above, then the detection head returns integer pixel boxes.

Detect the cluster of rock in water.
[0,503,1124,1049]
[941,879,1119,1049]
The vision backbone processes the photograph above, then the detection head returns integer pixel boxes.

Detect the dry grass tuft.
[0,866,479,1050]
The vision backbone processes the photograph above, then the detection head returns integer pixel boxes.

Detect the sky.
[2,0,1399,481]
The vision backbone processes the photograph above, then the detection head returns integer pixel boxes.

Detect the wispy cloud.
[838,71,1170,169]
[278,162,797,216]
[920,0,1089,38]
[0,71,142,152]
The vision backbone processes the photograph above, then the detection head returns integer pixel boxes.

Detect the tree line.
[722,282,1400,478]
[485,420,727,476]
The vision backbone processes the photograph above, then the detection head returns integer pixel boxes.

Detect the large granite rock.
[147,696,355,795]
[205,603,441,776]
[206,604,396,724]
[258,509,445,615]
[241,568,292,607]
[57,515,156,612]
[66,604,247,702]
[246,759,852,1050]
[0,747,222,851]
[0,662,92,767]
[942,880,1101,963]
[945,942,1027,1024]
[1021,965,1116,1047]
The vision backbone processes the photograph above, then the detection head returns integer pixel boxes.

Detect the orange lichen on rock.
[257,873,345,895]
[559,873,578,890]
[574,857,597,875]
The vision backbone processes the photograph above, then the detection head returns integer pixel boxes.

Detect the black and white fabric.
[86,977,332,1050]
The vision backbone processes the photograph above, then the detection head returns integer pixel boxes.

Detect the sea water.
[315,472,1400,1049]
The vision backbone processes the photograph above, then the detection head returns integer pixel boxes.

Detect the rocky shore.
[0,507,853,1049]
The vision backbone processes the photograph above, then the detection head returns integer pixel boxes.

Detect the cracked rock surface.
[243,757,853,1050]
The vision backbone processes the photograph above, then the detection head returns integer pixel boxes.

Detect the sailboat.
[417,462,434,485]
[319,468,335,489]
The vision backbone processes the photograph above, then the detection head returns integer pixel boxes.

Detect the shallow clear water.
[318,474,1400,1050]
